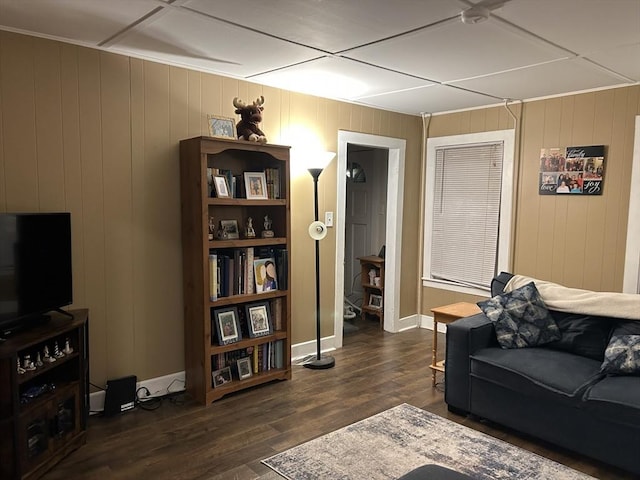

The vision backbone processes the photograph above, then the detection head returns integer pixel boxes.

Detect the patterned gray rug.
[262,404,595,480]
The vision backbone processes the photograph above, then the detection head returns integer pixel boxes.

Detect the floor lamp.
[305,152,336,370]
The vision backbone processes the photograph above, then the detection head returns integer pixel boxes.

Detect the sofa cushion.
[583,376,640,427]
[477,282,560,349]
[601,335,640,375]
[613,320,640,336]
[470,347,602,402]
[545,311,613,361]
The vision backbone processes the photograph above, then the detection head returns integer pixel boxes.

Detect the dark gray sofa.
[445,272,640,475]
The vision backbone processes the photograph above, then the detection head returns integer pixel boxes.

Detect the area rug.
[262,403,595,480]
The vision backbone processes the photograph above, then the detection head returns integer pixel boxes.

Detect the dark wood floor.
[43,319,633,480]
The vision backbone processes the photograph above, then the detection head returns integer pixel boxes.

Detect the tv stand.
[53,308,74,319]
[0,309,88,479]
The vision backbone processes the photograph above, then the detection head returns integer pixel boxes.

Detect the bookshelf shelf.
[180,136,292,405]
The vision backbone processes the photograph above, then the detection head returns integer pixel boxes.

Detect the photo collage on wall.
[539,145,605,196]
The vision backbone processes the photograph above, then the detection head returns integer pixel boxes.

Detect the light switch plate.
[325,211,334,227]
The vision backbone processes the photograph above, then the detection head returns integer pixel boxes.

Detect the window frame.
[422,130,515,297]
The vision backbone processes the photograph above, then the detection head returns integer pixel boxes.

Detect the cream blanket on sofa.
[504,275,640,321]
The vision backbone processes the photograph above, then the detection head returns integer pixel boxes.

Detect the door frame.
[334,131,406,348]
[623,115,640,293]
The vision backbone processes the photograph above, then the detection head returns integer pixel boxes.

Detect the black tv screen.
[0,212,72,334]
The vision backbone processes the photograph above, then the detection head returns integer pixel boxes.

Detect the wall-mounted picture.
[244,172,268,200]
[212,366,232,388]
[369,294,383,309]
[214,307,242,345]
[213,175,230,198]
[218,219,239,240]
[236,357,253,380]
[245,301,272,337]
[207,115,236,139]
[254,257,278,293]
[539,145,605,196]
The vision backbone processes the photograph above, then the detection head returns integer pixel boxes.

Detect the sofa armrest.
[444,313,496,413]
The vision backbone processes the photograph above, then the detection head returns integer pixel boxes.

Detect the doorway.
[334,131,406,349]
[343,145,388,331]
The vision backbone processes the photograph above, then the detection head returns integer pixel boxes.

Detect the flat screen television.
[0,212,72,336]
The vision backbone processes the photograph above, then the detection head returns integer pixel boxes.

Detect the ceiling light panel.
[0,0,159,45]
[107,7,321,77]
[346,16,569,83]
[497,0,640,55]
[587,43,640,82]
[356,84,498,116]
[250,56,433,101]
[451,57,630,101]
[183,0,463,53]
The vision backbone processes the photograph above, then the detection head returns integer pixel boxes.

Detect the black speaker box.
[103,375,137,416]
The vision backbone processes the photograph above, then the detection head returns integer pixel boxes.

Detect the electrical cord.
[136,386,161,411]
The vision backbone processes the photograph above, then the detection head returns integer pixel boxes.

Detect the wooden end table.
[429,302,481,387]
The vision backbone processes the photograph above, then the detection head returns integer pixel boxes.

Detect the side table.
[429,302,481,386]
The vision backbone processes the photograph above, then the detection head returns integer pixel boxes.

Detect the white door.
[344,165,372,298]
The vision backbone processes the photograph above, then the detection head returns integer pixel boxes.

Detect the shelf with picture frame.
[179,136,291,405]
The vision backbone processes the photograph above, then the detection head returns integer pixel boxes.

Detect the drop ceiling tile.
[251,56,432,101]
[346,16,569,83]
[587,43,640,82]
[183,0,464,53]
[451,57,631,102]
[0,0,158,45]
[497,0,640,55]
[356,84,499,116]
[108,8,321,77]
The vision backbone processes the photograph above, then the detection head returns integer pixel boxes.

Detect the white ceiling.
[0,0,638,116]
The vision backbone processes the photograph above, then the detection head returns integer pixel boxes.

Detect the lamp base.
[304,355,335,369]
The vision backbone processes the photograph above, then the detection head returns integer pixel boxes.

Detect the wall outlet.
[325,211,334,227]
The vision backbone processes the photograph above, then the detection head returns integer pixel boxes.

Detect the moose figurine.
[233,96,267,143]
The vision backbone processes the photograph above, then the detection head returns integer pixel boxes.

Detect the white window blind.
[430,142,504,290]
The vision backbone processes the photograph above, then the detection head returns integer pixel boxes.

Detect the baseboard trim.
[291,336,336,362]
[89,371,185,414]
[419,314,447,333]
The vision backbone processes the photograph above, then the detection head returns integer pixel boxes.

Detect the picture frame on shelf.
[254,257,278,293]
[218,219,239,240]
[212,366,232,387]
[369,294,383,309]
[245,301,272,337]
[214,307,242,345]
[207,115,236,139]
[236,357,253,380]
[213,175,230,198]
[244,172,268,199]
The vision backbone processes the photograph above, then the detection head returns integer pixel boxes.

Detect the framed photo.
[213,175,230,198]
[369,294,383,309]
[219,219,239,240]
[244,172,268,200]
[245,301,272,337]
[214,307,242,345]
[254,257,278,293]
[207,115,236,139]
[212,366,232,388]
[236,357,253,380]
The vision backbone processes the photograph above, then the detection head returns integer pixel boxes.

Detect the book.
[209,254,217,301]
[254,257,277,293]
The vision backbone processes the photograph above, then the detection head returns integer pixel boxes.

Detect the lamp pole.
[305,167,335,369]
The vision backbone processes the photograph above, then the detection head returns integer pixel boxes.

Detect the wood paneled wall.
[0,31,422,386]
[422,87,640,314]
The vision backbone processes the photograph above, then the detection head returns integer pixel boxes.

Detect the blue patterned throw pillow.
[478,282,561,349]
[601,335,640,375]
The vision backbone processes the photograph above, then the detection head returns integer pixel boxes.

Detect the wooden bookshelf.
[179,136,291,404]
[358,256,385,328]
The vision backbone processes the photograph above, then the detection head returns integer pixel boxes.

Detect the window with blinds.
[430,142,503,290]
[423,129,514,296]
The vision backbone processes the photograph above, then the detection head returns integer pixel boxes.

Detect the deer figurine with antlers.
[233,96,267,143]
